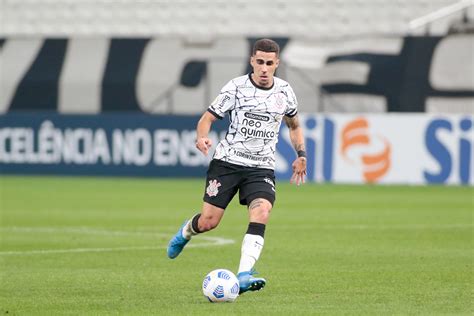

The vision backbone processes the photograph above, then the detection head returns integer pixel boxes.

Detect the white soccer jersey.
[208,73,298,170]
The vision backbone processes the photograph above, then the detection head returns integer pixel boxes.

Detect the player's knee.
[249,198,272,223]
[258,206,272,223]
[198,215,220,232]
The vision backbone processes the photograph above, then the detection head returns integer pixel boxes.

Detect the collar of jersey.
[248,73,274,91]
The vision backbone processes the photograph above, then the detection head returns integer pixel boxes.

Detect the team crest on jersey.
[275,94,285,110]
[206,179,222,197]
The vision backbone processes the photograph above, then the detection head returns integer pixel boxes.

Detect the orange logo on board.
[340,118,391,183]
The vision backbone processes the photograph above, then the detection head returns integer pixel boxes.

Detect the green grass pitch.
[1,176,473,315]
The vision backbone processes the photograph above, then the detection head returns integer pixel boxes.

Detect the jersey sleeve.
[207,79,237,119]
[284,84,298,117]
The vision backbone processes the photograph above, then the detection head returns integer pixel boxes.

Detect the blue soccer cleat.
[167,221,190,259]
[237,270,266,294]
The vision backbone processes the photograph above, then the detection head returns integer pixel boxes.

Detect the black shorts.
[203,159,276,209]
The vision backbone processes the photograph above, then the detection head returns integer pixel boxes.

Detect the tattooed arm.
[284,114,307,185]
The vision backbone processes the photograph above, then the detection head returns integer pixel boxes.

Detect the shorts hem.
[240,191,275,207]
[203,198,228,210]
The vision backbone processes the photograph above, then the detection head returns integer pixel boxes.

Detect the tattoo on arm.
[284,115,300,130]
[285,115,306,152]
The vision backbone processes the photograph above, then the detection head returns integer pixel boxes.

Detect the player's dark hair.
[252,39,280,57]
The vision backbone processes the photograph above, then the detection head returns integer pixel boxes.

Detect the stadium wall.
[1,35,473,114]
[0,113,472,185]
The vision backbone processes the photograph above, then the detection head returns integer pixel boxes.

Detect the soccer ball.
[202,269,240,302]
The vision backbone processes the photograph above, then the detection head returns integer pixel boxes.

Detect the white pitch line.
[0,226,170,237]
[0,226,235,256]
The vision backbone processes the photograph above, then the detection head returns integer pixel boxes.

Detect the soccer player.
[167,38,307,294]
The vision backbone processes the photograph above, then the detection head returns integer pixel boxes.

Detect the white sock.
[238,234,264,274]
[181,216,199,240]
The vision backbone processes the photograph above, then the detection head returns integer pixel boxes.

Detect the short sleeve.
[284,84,298,117]
[208,80,237,119]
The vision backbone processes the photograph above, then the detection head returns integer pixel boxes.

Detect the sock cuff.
[191,213,202,234]
[246,222,266,238]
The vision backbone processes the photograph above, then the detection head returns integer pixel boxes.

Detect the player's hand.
[196,137,212,156]
[290,157,307,186]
